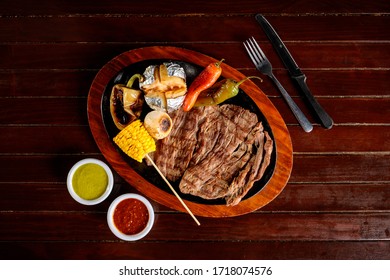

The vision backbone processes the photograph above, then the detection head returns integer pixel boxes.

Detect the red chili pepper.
[182,58,224,111]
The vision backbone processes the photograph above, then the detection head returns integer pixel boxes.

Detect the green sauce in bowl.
[67,158,114,205]
[72,163,108,200]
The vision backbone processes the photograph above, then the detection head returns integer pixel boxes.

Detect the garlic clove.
[144,111,173,140]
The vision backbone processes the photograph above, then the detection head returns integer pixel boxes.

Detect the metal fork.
[244,37,313,132]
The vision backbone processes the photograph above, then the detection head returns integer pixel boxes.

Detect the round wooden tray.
[87,46,293,218]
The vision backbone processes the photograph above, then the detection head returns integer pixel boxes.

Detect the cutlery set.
[244,14,334,132]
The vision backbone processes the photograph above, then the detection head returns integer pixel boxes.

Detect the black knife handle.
[293,75,334,129]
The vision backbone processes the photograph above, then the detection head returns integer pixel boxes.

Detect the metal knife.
[255,14,334,129]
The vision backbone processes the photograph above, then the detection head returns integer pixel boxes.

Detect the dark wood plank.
[0,155,106,183]
[1,240,389,260]
[271,98,390,125]
[0,212,389,241]
[0,126,100,154]
[0,125,388,154]
[289,126,390,152]
[0,15,389,42]
[0,98,88,125]
[0,153,389,183]
[0,70,96,97]
[1,182,389,212]
[1,150,388,222]
[243,69,390,98]
[0,182,143,212]
[0,43,389,70]
[1,97,388,125]
[1,0,389,15]
[1,70,389,98]
[291,154,390,183]
[265,183,390,212]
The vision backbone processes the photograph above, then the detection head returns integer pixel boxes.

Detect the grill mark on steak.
[152,104,274,205]
[190,107,222,165]
[153,107,207,181]
[180,150,231,199]
[225,130,273,206]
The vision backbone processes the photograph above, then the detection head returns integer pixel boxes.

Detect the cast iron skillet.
[88,46,293,217]
[101,59,276,205]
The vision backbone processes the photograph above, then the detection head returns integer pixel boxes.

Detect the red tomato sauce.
[113,198,149,235]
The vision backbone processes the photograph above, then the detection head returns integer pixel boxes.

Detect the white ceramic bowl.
[107,193,154,241]
[67,158,114,205]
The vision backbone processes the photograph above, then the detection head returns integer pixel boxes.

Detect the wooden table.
[1,0,389,260]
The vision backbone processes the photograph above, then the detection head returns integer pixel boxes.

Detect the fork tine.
[247,40,261,62]
[243,41,259,66]
[249,37,266,62]
[245,39,262,64]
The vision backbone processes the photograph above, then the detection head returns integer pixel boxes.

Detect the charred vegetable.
[194,76,262,107]
[144,111,173,140]
[182,59,224,111]
[110,74,144,130]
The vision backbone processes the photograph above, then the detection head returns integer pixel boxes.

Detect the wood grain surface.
[0,0,389,260]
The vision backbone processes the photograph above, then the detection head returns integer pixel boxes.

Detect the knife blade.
[255,14,334,129]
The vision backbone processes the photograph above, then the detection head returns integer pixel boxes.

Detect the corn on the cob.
[113,120,156,162]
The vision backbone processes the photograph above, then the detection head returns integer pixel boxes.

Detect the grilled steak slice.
[225,130,273,206]
[153,106,210,181]
[152,104,273,205]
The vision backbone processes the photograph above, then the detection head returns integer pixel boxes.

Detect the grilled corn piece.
[113,120,156,162]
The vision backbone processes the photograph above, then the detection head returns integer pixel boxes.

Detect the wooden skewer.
[146,154,201,226]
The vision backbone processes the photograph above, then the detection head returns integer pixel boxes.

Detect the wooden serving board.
[87,46,293,218]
